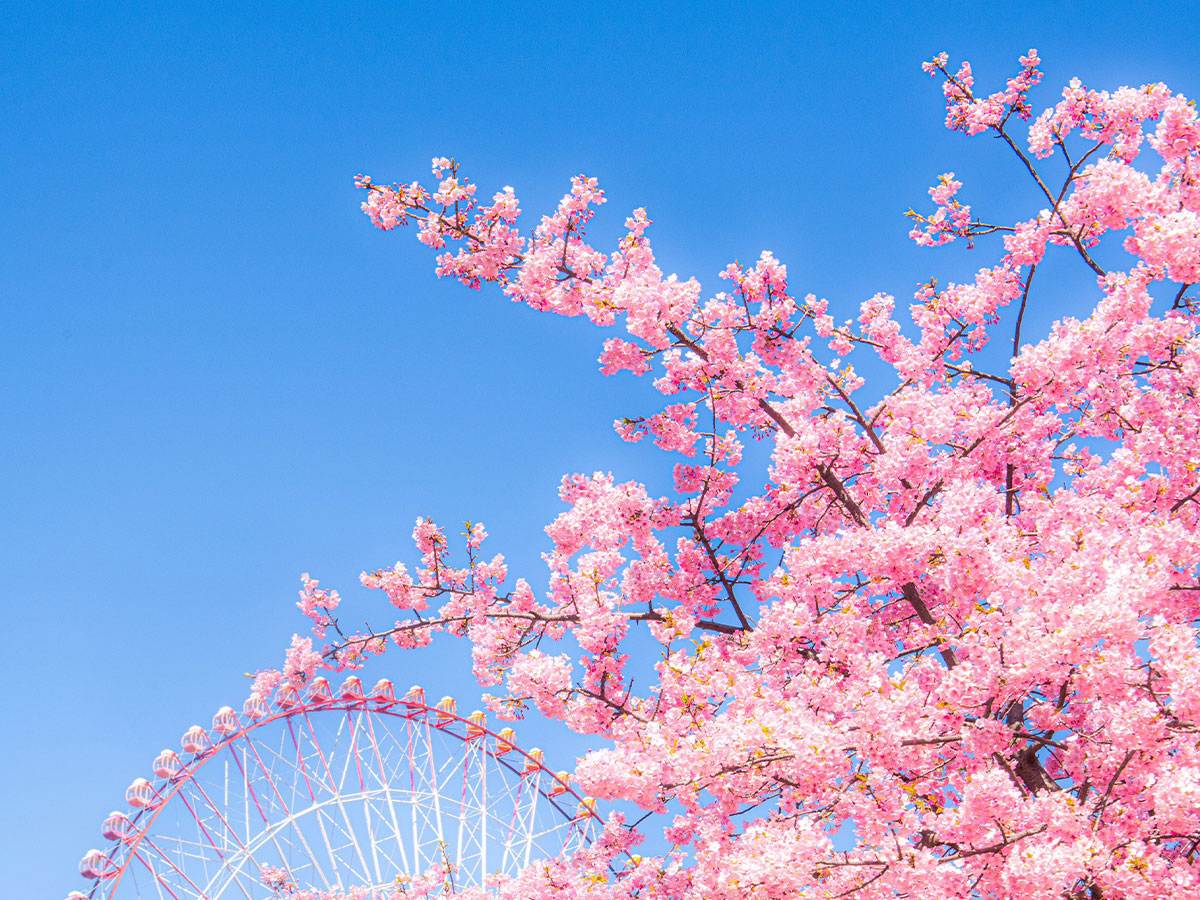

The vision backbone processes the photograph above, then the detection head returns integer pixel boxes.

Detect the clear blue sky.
[3,3,1197,896]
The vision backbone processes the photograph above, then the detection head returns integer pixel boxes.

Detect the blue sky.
[3,3,1198,896]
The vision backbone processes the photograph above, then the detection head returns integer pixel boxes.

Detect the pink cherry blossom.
[264,50,1200,900]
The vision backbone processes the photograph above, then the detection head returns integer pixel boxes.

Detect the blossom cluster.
[257,50,1200,900]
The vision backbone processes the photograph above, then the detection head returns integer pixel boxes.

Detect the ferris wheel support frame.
[72,676,601,900]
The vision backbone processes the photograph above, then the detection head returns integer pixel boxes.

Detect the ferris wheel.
[68,676,600,899]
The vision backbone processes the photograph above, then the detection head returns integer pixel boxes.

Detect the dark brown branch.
[945,825,1048,860]
[944,363,1014,387]
[904,481,944,526]
[1012,261,1037,366]
[690,522,754,631]
[323,604,744,661]
[1092,750,1136,828]
[1171,483,1200,513]
[902,582,958,668]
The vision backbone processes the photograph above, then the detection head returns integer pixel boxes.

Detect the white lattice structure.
[69,677,600,899]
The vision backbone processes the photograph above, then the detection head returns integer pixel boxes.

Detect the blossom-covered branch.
[256,50,1200,900]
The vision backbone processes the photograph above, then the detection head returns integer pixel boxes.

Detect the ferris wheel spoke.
[523,773,541,868]
[250,728,297,809]
[360,794,383,886]
[478,741,489,876]
[245,796,370,892]
[338,710,365,795]
[331,796,373,886]
[331,713,352,793]
[351,714,385,885]
[244,726,316,861]
[277,721,336,892]
[203,820,306,900]
[298,711,375,885]
[128,848,182,900]
[300,709,339,797]
[200,852,258,900]
[155,838,223,896]
[499,773,525,874]
[308,793,347,887]
[187,772,248,857]
[363,712,412,876]
[134,832,217,899]
[454,740,476,875]
[227,737,272,836]
[333,712,378,884]
[185,784,263,900]
[421,716,447,869]
[292,723,362,889]
[173,791,229,867]
[254,801,364,893]
[240,747,251,848]
[285,717,322,805]
[405,715,421,873]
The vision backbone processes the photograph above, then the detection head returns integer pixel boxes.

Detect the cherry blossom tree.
[257,50,1200,899]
